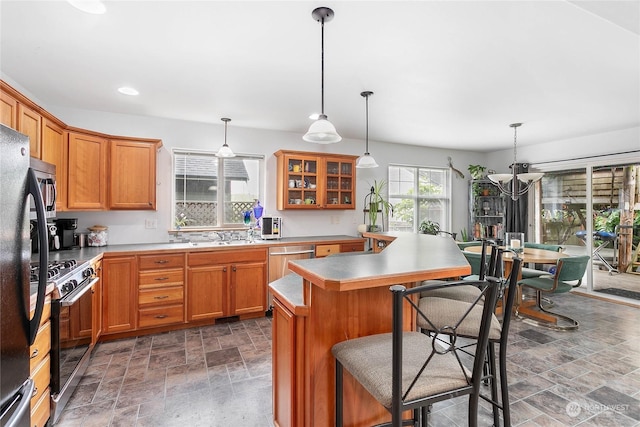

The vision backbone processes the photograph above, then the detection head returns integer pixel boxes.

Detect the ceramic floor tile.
[54,292,640,427]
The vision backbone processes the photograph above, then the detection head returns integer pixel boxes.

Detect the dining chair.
[521,242,564,279]
[332,278,500,427]
[418,252,522,427]
[516,255,590,330]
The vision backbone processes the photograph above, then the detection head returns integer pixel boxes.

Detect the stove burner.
[30,259,91,298]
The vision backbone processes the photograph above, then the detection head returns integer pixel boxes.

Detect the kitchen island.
[269,232,470,427]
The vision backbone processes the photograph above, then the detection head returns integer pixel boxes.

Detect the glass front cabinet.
[275,150,357,210]
[469,179,505,241]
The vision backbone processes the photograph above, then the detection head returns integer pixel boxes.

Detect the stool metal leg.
[336,361,343,427]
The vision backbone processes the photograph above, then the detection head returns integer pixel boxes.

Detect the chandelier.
[487,123,543,201]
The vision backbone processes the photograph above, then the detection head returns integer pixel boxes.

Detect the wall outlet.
[145,219,157,229]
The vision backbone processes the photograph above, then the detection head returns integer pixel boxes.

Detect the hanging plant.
[468,165,486,180]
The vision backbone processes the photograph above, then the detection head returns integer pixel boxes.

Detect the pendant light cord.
[365,94,369,154]
[320,17,325,116]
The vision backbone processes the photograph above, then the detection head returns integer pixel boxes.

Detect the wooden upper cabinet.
[0,90,18,128]
[41,119,67,211]
[109,139,158,210]
[67,131,108,210]
[17,103,42,159]
[275,150,357,210]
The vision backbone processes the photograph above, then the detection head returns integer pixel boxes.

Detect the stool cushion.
[419,281,483,303]
[332,332,470,409]
[417,297,502,341]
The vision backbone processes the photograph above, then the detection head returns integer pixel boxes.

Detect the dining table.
[464,244,570,322]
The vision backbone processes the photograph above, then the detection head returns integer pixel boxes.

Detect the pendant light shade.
[303,7,341,144]
[487,123,543,200]
[216,118,235,158]
[356,91,378,169]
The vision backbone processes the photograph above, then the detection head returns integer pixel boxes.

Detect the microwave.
[261,216,282,239]
[29,157,57,220]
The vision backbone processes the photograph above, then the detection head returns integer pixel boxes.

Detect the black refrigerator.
[0,124,48,427]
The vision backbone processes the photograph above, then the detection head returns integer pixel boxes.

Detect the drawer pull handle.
[30,348,39,359]
[155,277,169,281]
[154,295,169,300]
[32,386,38,397]
[154,314,168,319]
[155,260,169,264]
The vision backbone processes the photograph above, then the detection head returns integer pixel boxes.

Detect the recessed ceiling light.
[118,87,139,96]
[67,0,107,14]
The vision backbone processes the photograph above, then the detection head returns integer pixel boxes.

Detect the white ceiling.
[1,1,638,152]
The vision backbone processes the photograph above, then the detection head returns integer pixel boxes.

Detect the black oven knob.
[83,267,95,278]
[62,280,77,293]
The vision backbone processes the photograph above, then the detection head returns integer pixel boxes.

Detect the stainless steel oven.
[30,259,98,424]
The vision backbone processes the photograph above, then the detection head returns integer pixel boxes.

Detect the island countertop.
[286,232,470,292]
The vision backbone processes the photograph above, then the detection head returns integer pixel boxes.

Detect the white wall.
[44,104,485,244]
[486,126,640,172]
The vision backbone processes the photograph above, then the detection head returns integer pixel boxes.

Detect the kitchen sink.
[188,240,267,247]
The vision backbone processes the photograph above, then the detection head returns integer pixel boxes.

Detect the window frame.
[171,148,265,230]
[387,164,452,233]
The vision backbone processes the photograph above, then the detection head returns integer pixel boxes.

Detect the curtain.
[505,163,528,238]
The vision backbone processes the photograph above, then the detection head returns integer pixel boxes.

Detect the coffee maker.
[54,218,78,250]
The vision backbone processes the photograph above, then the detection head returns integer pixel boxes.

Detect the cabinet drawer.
[30,321,51,371]
[139,268,184,287]
[138,253,185,270]
[30,355,49,406]
[188,249,267,267]
[31,389,50,427]
[138,304,184,328]
[340,242,365,253]
[138,286,184,307]
[315,244,340,257]
[30,298,51,328]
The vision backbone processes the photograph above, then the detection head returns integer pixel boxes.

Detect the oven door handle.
[60,277,99,307]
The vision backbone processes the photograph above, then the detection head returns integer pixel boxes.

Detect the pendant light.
[487,123,543,200]
[303,7,341,144]
[216,118,235,158]
[356,91,378,168]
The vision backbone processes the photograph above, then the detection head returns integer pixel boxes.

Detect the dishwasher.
[267,245,315,315]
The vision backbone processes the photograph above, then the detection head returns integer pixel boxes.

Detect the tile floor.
[56,292,639,427]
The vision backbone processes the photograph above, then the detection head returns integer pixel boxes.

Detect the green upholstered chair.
[516,255,590,330]
[521,242,564,279]
[333,278,500,427]
[457,240,483,250]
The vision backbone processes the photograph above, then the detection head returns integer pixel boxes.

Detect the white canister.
[88,226,108,246]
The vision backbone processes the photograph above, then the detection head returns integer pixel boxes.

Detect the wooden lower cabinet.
[187,249,267,321]
[272,298,304,427]
[316,241,365,258]
[102,255,137,334]
[137,253,186,329]
[29,298,51,427]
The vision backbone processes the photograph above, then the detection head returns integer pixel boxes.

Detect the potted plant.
[468,164,486,180]
[367,180,392,232]
[418,219,440,235]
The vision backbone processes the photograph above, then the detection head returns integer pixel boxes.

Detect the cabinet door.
[272,298,301,427]
[187,265,228,321]
[41,119,67,211]
[231,261,266,315]
[67,132,108,210]
[324,157,355,209]
[277,153,320,210]
[17,103,42,159]
[0,90,17,128]
[102,256,137,333]
[109,139,157,210]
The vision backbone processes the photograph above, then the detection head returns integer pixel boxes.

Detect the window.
[388,165,451,232]
[172,149,264,229]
